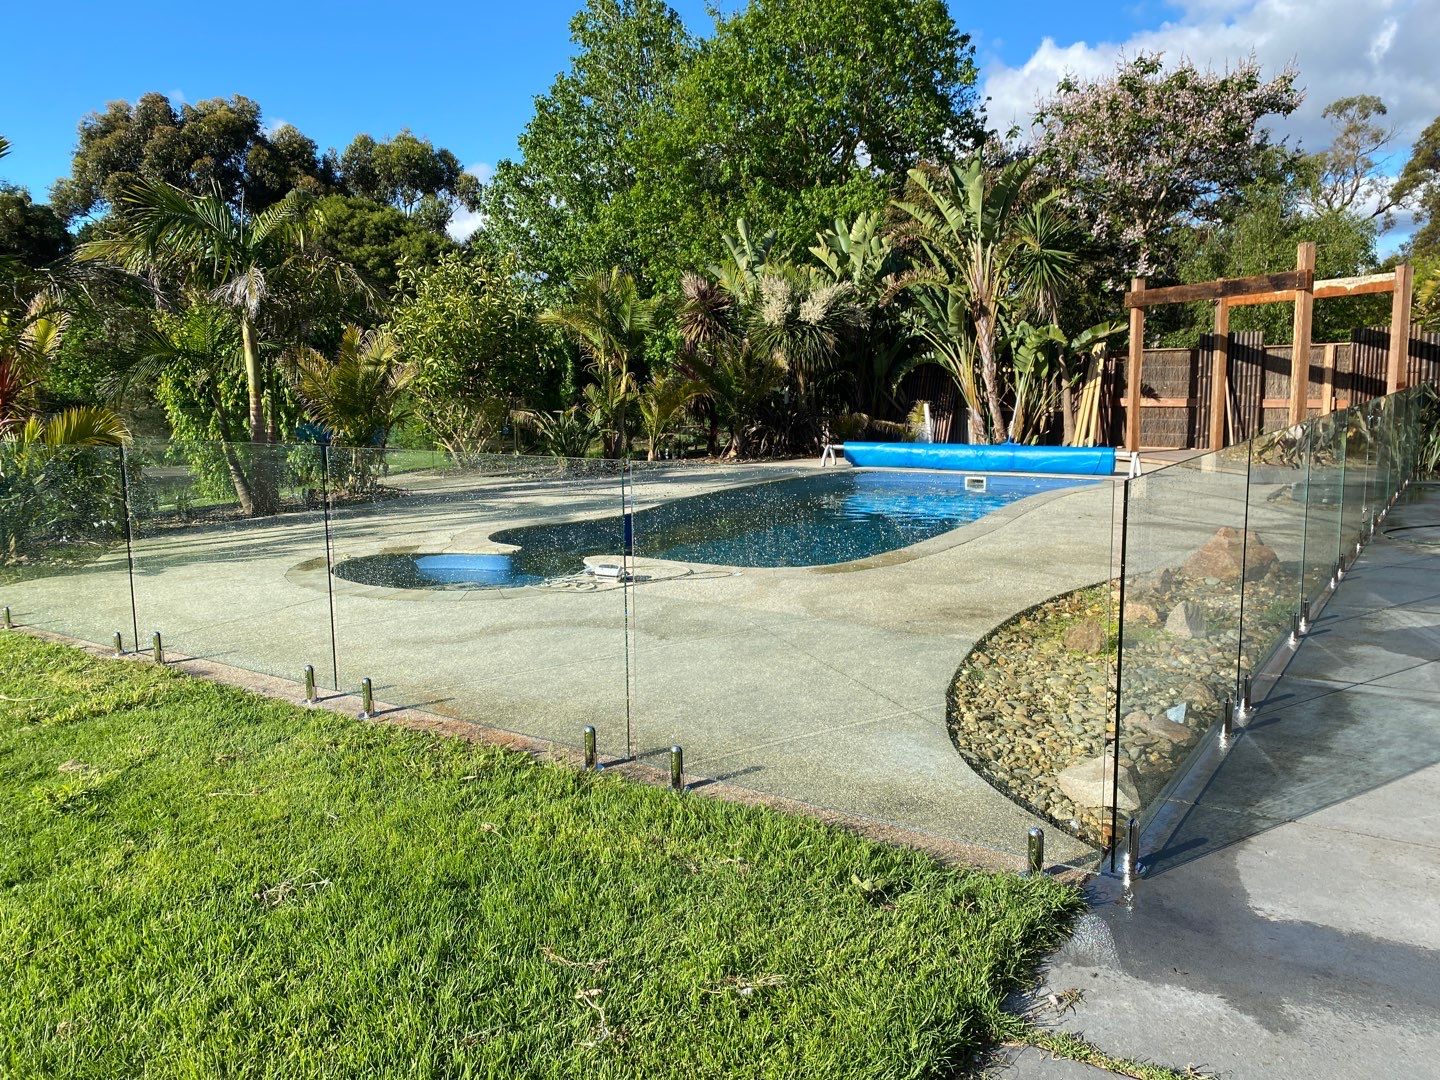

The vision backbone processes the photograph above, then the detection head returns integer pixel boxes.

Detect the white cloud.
[447,161,494,241]
[982,0,1440,160]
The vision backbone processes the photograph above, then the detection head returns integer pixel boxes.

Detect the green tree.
[540,267,665,456]
[1395,113,1440,259]
[313,194,454,294]
[51,94,331,222]
[389,251,556,457]
[337,131,481,233]
[79,181,368,512]
[480,0,696,292]
[480,0,981,293]
[1303,96,1397,218]
[1171,182,1385,345]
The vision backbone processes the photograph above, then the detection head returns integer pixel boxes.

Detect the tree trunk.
[976,325,1006,445]
[241,317,265,444]
[219,441,259,517]
[238,316,280,516]
[1060,379,1075,445]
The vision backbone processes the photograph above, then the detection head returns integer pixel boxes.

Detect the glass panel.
[1115,442,1250,849]
[1300,410,1345,605]
[629,459,1116,869]
[326,450,632,761]
[125,440,335,683]
[0,443,130,647]
[1239,425,1307,678]
[1339,404,1370,560]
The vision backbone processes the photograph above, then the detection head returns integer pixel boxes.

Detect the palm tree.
[78,180,369,450]
[539,268,665,457]
[893,155,1079,444]
[637,372,702,460]
[0,290,66,434]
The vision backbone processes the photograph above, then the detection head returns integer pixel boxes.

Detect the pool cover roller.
[840,441,1116,476]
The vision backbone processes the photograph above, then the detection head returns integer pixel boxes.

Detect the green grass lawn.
[0,632,1083,1079]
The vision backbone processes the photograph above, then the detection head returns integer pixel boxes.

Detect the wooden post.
[1126,277,1146,452]
[1320,343,1337,415]
[1288,242,1316,426]
[1387,262,1414,393]
[1208,300,1230,449]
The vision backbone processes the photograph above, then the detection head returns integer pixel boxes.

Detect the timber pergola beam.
[1121,249,1415,452]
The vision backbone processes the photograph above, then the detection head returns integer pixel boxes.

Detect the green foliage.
[388,251,557,457]
[50,93,331,223]
[1168,183,1386,345]
[1395,113,1440,260]
[289,325,413,450]
[0,186,72,272]
[480,0,980,293]
[0,441,123,562]
[894,155,1081,443]
[0,631,1082,1077]
[337,131,481,231]
[313,194,454,293]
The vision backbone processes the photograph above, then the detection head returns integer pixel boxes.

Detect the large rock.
[1181,527,1278,583]
[1055,754,1140,811]
[1164,601,1207,640]
[1062,618,1107,654]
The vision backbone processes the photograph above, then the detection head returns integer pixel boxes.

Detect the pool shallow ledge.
[840,441,1117,476]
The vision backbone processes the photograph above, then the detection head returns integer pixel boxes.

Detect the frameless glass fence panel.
[628,460,1117,869]
[1240,426,1308,677]
[1300,411,1345,605]
[1339,405,1370,560]
[326,450,632,761]
[0,443,130,646]
[125,440,335,683]
[1115,442,1250,851]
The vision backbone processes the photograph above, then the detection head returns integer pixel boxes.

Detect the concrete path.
[995,484,1440,1078]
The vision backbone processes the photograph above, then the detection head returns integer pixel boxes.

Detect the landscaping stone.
[1181,526,1278,583]
[1055,754,1139,811]
[1126,601,1161,627]
[1062,618,1107,654]
[1164,601,1207,640]
[1128,710,1192,744]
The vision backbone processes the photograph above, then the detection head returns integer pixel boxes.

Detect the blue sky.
[0,0,1166,200]
[1,0,1435,253]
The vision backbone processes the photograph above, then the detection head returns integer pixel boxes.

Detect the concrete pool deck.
[5,458,1123,867]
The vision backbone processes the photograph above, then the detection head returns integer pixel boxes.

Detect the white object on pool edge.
[964,475,987,492]
[589,563,631,580]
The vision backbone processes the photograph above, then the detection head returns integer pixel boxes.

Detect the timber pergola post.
[1126,277,1145,453]
[1122,253,1417,452]
[1289,241,1316,427]
[1388,262,1414,392]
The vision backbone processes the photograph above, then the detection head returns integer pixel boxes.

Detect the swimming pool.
[333,470,1091,589]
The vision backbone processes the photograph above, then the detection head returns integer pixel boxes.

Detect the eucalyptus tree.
[893,155,1079,444]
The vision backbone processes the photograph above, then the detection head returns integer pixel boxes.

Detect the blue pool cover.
[841,441,1116,476]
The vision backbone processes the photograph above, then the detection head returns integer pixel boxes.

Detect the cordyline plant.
[1033,53,1301,281]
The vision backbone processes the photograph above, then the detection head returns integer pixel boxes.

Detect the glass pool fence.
[0,384,1427,878]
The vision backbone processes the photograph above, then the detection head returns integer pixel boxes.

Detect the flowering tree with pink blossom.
[1033,53,1301,284]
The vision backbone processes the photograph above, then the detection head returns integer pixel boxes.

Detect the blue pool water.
[333,470,1091,589]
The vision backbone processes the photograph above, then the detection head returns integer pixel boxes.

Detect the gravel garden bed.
[948,527,1290,850]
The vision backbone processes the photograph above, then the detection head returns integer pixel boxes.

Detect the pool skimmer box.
[964,475,988,492]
